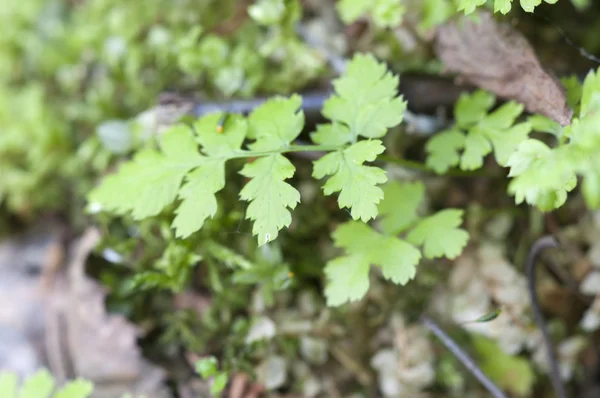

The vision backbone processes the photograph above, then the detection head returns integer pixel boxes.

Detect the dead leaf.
[0,219,65,377]
[46,228,171,398]
[435,12,573,126]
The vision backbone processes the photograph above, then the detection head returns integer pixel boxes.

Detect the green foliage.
[0,0,326,220]
[457,0,559,14]
[195,357,229,395]
[473,336,535,396]
[129,241,201,293]
[419,0,456,30]
[426,70,600,212]
[0,370,93,398]
[406,209,470,259]
[0,85,73,215]
[90,54,405,245]
[507,67,600,210]
[88,97,303,246]
[248,0,287,25]
[336,0,405,28]
[312,53,406,221]
[426,90,531,173]
[324,221,421,306]
[89,126,205,221]
[324,180,469,306]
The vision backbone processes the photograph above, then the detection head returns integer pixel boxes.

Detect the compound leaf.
[324,222,420,306]
[322,53,406,140]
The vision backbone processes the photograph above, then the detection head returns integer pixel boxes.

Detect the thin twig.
[525,235,567,398]
[421,314,508,398]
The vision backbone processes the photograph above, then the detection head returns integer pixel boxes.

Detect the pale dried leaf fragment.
[49,228,169,398]
[435,12,573,126]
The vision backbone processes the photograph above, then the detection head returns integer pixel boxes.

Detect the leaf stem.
[226,144,343,160]
[378,154,498,177]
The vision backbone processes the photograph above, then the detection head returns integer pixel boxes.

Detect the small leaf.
[479,101,523,130]
[194,113,247,157]
[487,122,532,166]
[336,0,371,23]
[406,209,469,259]
[0,372,18,398]
[324,222,420,306]
[54,379,94,398]
[172,159,226,238]
[18,369,55,398]
[494,0,512,14]
[460,129,492,170]
[210,372,229,395]
[322,53,406,140]
[248,0,285,25]
[310,123,353,147]
[473,336,535,396]
[378,181,425,235]
[240,154,301,246]
[195,357,219,378]
[457,0,487,14]
[462,308,503,324]
[88,125,203,219]
[247,95,304,150]
[313,140,387,222]
[582,171,600,209]
[425,129,466,174]
[527,114,561,136]
[455,90,495,128]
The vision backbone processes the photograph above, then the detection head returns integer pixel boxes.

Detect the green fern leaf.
[406,209,469,259]
[240,154,300,245]
[507,140,578,211]
[324,221,421,306]
[312,54,404,220]
[426,91,531,172]
[336,0,404,28]
[425,129,466,173]
[378,181,425,235]
[0,370,93,398]
[322,53,406,141]
[313,140,387,222]
[246,95,304,149]
[172,114,247,237]
[88,125,203,219]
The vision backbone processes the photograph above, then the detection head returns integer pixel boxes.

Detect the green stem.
[227,144,343,159]
[378,154,498,177]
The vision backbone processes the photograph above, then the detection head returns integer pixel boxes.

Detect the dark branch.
[421,314,508,398]
[526,235,567,398]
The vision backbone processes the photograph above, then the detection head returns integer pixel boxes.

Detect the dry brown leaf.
[0,220,65,377]
[47,228,170,398]
[435,12,573,126]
